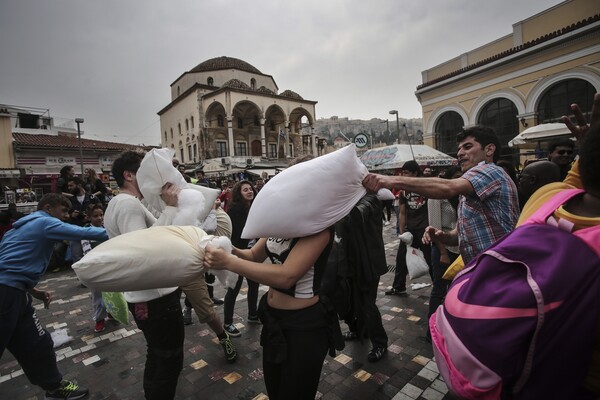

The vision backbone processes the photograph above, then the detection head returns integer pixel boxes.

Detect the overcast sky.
[0,0,561,145]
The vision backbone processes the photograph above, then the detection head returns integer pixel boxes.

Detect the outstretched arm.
[363,174,473,200]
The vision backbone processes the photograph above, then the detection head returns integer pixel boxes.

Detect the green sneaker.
[45,379,89,399]
[219,332,238,363]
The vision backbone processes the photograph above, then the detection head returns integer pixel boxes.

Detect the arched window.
[170,128,173,139]
[537,79,595,124]
[185,119,189,131]
[217,114,224,127]
[477,98,519,162]
[207,77,214,86]
[250,78,256,89]
[434,111,464,156]
[178,123,181,134]
[190,116,194,128]
[164,131,167,141]
[237,117,244,129]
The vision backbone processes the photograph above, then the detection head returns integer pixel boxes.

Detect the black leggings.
[223,275,259,325]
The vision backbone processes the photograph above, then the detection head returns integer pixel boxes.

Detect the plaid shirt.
[458,162,520,263]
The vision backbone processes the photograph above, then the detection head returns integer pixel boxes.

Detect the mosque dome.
[256,86,276,95]
[222,79,252,90]
[190,56,262,75]
[280,89,303,100]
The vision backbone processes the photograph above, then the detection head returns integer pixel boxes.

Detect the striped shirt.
[458,162,520,263]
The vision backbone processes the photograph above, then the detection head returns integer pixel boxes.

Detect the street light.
[403,123,416,161]
[75,118,85,176]
[389,110,400,145]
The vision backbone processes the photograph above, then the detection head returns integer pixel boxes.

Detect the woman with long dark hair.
[222,180,260,337]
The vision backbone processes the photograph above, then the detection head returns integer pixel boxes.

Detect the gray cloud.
[0,0,560,145]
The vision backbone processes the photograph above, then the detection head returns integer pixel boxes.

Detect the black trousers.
[128,289,184,400]
[260,300,329,400]
[224,275,259,325]
[0,284,62,391]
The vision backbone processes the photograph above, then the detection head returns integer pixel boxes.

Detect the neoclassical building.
[158,56,323,171]
[416,0,599,163]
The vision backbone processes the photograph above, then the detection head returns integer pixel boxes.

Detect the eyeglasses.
[555,150,573,155]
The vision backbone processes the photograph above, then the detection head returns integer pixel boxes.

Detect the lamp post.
[403,123,416,161]
[75,118,84,176]
[389,110,400,144]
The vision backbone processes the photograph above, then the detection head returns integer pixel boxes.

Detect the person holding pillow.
[204,213,337,399]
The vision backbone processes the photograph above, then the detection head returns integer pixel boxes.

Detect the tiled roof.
[190,56,262,75]
[417,14,600,90]
[222,79,251,90]
[280,89,303,100]
[256,86,276,95]
[12,132,141,151]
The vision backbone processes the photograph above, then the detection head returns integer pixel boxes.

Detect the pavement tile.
[0,223,456,399]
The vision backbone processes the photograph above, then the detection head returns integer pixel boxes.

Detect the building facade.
[416,0,600,164]
[158,56,324,171]
[0,105,143,201]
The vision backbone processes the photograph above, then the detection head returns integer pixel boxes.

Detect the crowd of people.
[0,92,598,399]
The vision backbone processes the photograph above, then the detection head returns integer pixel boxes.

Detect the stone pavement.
[0,223,457,400]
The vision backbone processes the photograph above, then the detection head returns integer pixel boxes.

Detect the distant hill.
[313,116,423,146]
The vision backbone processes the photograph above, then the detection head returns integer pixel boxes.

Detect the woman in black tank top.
[204,228,335,400]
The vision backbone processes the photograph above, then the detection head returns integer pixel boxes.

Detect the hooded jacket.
[0,210,107,291]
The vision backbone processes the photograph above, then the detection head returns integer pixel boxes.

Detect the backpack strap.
[523,189,584,225]
[523,189,600,256]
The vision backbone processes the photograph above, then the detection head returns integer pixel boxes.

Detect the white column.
[227,117,234,157]
[260,117,266,158]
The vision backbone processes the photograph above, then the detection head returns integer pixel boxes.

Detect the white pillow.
[73,225,233,291]
[241,144,368,239]
[137,148,220,222]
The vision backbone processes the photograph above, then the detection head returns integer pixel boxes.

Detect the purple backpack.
[430,189,600,399]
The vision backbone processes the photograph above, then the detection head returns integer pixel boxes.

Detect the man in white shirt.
[104,150,183,400]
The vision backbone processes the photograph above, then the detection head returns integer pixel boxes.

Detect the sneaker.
[219,332,238,363]
[342,331,357,341]
[211,297,224,305]
[367,346,387,362]
[385,288,407,296]
[183,307,193,325]
[94,319,105,333]
[223,324,241,337]
[247,315,261,324]
[45,379,89,399]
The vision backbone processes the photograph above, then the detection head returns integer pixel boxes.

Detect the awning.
[360,144,456,171]
[246,168,278,178]
[508,123,572,147]
[204,168,246,178]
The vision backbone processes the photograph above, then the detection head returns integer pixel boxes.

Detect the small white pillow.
[137,148,219,222]
[241,144,368,239]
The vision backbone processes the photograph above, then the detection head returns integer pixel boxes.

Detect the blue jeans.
[427,246,458,335]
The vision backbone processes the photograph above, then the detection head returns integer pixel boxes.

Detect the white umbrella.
[508,123,572,147]
[360,144,456,171]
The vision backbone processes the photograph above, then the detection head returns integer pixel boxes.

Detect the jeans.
[128,290,184,400]
[427,246,459,335]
